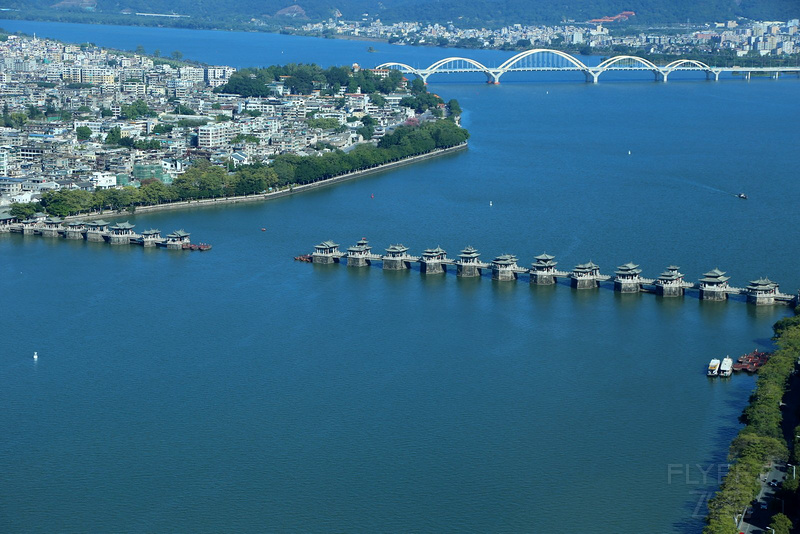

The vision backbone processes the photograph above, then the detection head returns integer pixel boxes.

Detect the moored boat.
[707,358,720,376]
[719,356,733,377]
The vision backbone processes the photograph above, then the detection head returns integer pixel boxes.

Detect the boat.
[737,193,748,199]
[197,243,212,251]
[33,351,38,361]
[707,358,721,376]
[294,254,313,262]
[719,356,733,377]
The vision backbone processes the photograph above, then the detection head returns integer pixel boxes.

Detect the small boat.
[261,228,266,231]
[33,351,38,361]
[737,193,748,199]
[707,358,721,376]
[720,356,733,377]
[197,243,212,251]
[294,254,313,262]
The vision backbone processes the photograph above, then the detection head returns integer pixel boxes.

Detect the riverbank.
[68,143,467,221]
[703,314,800,534]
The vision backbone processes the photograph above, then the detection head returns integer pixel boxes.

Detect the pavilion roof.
[316,240,339,248]
[111,221,135,230]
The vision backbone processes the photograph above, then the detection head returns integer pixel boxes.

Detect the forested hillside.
[2,0,797,27]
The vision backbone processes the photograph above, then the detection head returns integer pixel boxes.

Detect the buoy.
[546,91,549,94]
[33,351,38,361]
[371,193,374,199]
[489,201,493,207]
[628,150,631,155]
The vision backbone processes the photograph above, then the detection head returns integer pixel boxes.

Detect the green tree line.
[218,64,405,98]
[703,313,800,534]
[11,119,469,218]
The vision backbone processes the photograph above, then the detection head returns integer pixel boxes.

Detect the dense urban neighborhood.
[302,16,800,58]
[0,33,465,215]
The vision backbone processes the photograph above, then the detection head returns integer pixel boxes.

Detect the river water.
[1,20,799,533]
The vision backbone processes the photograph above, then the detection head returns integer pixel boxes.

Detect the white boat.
[720,357,733,377]
[33,351,38,361]
[707,358,720,376]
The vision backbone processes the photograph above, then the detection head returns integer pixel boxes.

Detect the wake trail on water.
[671,176,740,198]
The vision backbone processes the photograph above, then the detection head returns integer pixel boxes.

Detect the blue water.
[1,19,799,533]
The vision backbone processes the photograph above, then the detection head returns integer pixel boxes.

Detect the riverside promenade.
[40,143,467,222]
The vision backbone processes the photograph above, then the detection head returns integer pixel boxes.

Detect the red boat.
[294,254,313,262]
[732,350,771,372]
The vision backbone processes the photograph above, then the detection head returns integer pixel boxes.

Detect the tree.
[153,49,160,57]
[171,50,183,60]
[135,45,145,54]
[9,202,38,219]
[770,514,792,534]
[369,93,386,107]
[105,126,122,145]
[76,126,92,141]
[27,105,43,120]
[447,99,462,115]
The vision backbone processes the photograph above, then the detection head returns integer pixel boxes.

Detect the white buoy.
[628,150,631,155]
[546,91,549,94]
[33,351,38,361]
[489,201,493,206]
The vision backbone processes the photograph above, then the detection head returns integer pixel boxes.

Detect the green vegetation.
[703,316,800,534]
[231,133,260,144]
[173,103,196,115]
[4,0,798,28]
[9,202,38,219]
[218,64,404,97]
[307,118,345,131]
[23,119,468,217]
[120,99,156,120]
[75,126,92,141]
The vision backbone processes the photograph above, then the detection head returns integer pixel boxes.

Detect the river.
[1,19,798,533]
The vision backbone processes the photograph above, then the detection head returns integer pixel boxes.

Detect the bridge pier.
[656,71,668,83]
[485,71,502,84]
[773,72,780,80]
[706,71,721,81]
[584,71,600,84]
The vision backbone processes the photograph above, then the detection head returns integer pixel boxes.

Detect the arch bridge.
[377,49,799,84]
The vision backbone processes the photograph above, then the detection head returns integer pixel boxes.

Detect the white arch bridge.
[377,49,800,84]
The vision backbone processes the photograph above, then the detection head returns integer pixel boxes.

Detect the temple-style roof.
[385,244,409,254]
[492,254,518,266]
[66,221,85,227]
[746,278,778,291]
[422,246,447,256]
[87,220,110,227]
[43,217,63,224]
[348,238,371,253]
[615,262,642,276]
[699,268,730,284]
[666,265,681,271]
[167,229,190,238]
[459,246,480,259]
[110,221,135,230]
[657,269,683,282]
[574,261,600,272]
[315,240,339,249]
[141,229,161,236]
[532,252,557,269]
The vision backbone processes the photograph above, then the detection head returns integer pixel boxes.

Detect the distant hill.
[2,0,797,26]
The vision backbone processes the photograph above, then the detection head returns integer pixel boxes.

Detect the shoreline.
[67,143,467,221]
